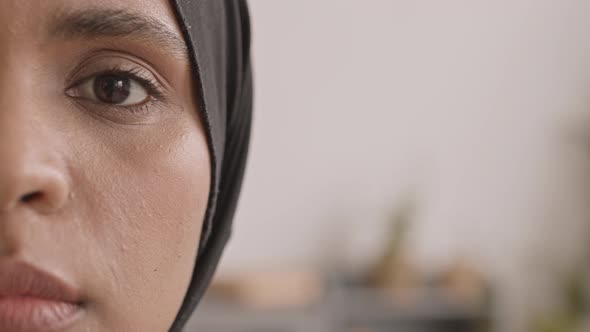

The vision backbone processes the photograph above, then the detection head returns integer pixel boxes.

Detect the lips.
[0,261,84,332]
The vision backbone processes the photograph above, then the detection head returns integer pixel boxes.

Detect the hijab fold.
[169,1,252,330]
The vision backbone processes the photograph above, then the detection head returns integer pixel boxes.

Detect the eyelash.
[108,67,165,101]
[67,66,166,114]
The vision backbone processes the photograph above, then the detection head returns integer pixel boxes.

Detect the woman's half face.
[0,0,210,331]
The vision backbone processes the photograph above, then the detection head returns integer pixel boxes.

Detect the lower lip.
[0,296,83,331]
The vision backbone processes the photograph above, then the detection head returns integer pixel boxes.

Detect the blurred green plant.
[530,270,588,332]
[367,199,417,289]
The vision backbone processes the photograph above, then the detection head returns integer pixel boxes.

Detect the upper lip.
[0,261,81,303]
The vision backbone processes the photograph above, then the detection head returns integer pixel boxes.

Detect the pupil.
[94,75,131,104]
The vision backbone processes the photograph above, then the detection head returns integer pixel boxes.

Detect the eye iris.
[94,74,131,104]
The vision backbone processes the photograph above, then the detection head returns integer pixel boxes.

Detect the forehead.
[0,0,179,37]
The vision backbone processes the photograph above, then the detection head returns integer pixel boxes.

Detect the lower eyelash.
[71,96,165,126]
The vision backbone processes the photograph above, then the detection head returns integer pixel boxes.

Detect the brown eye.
[94,74,131,104]
[67,73,150,106]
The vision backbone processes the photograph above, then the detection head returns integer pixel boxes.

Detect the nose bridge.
[0,61,69,214]
[0,60,33,151]
[0,62,40,166]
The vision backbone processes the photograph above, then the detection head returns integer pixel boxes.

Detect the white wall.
[220,1,590,330]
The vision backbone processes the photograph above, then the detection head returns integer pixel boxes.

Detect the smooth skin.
[0,0,210,331]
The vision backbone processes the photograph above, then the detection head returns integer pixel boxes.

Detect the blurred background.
[188,1,590,331]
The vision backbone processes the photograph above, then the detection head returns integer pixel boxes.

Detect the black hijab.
[168,0,253,330]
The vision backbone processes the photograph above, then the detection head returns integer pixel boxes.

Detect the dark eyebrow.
[50,9,188,60]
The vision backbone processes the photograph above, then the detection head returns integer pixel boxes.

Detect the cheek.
[67,120,210,330]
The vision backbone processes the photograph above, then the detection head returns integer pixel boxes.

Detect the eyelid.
[66,69,167,125]
[64,53,180,126]
[67,67,164,100]
[67,74,150,108]
[67,85,167,126]
[65,52,172,97]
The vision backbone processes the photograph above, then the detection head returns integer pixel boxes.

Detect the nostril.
[20,192,43,203]
[0,168,69,213]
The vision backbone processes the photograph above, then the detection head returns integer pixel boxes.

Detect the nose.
[0,160,69,214]
[0,79,70,215]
